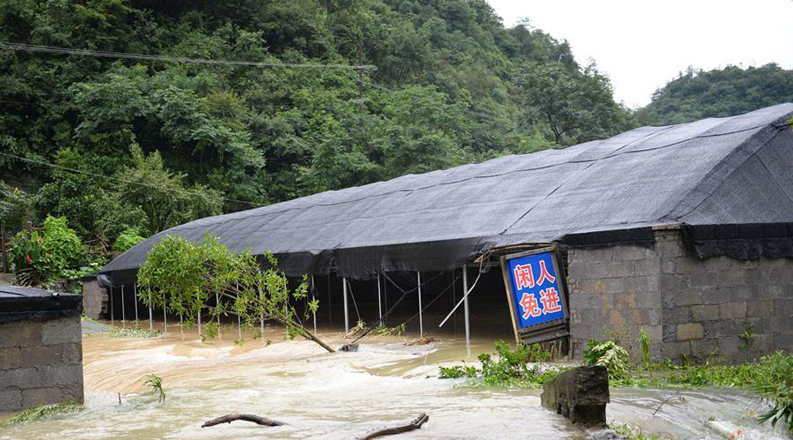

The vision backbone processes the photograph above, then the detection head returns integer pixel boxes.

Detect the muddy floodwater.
[1,323,790,440]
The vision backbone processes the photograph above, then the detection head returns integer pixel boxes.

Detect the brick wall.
[0,315,84,411]
[568,229,793,363]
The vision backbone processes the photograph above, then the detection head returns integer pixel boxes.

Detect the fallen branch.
[201,413,286,428]
[356,413,429,440]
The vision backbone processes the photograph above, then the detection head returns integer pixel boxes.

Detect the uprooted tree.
[136,234,334,352]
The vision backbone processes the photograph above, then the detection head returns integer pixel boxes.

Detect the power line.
[0,42,376,71]
[0,151,261,208]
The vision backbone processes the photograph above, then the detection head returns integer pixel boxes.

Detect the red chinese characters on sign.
[519,292,542,319]
[536,260,556,286]
[513,264,535,289]
[539,287,562,314]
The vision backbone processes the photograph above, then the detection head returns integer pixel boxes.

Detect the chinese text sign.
[505,251,566,329]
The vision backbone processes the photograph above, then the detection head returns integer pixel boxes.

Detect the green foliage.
[611,423,663,440]
[438,364,478,379]
[583,339,630,380]
[142,373,166,403]
[667,351,793,389]
[438,340,558,388]
[1,0,634,245]
[370,323,406,336]
[112,228,146,254]
[9,216,84,286]
[201,321,219,342]
[3,403,83,426]
[756,382,793,433]
[137,234,329,350]
[739,319,755,349]
[109,327,162,339]
[639,329,652,370]
[639,64,793,125]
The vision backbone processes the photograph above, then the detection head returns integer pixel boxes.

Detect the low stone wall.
[0,288,84,412]
[568,229,793,363]
[82,279,106,320]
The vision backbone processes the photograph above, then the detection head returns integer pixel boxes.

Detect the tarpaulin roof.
[102,103,793,281]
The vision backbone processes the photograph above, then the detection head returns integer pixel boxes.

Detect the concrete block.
[19,345,62,368]
[673,289,702,307]
[2,367,43,388]
[42,318,81,346]
[773,334,793,351]
[656,239,684,258]
[689,271,721,288]
[61,343,82,365]
[691,339,719,358]
[61,383,84,404]
[691,304,719,322]
[541,366,609,427]
[613,246,656,261]
[660,258,676,274]
[677,323,704,341]
[769,267,793,285]
[718,337,741,357]
[22,387,63,408]
[640,325,663,342]
[664,306,692,325]
[0,388,22,411]
[632,260,659,277]
[747,300,774,317]
[719,302,747,320]
[41,365,83,387]
[0,324,43,348]
[0,347,22,370]
[660,274,688,292]
[775,299,793,316]
[662,341,691,360]
[662,324,677,342]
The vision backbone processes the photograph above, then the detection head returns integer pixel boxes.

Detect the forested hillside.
[639,63,793,125]
[0,0,635,253]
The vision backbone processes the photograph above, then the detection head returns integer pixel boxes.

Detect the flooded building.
[0,286,84,411]
[97,104,793,363]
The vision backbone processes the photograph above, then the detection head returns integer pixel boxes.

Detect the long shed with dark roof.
[95,104,793,362]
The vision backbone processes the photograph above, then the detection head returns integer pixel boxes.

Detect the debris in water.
[201,413,286,428]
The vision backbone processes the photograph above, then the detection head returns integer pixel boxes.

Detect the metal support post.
[377,273,382,320]
[121,284,126,329]
[311,275,317,333]
[134,284,139,327]
[343,276,349,333]
[463,266,471,353]
[417,272,423,338]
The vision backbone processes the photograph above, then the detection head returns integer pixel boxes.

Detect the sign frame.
[500,246,570,344]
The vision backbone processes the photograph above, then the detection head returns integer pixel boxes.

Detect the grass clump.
[4,403,83,425]
[371,323,406,336]
[109,327,162,338]
[142,373,166,403]
[438,340,560,388]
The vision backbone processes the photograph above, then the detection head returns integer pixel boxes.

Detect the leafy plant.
[9,216,84,286]
[583,339,630,380]
[438,364,478,379]
[137,234,332,351]
[639,329,652,370]
[3,403,83,425]
[113,228,146,253]
[371,323,406,336]
[438,340,558,388]
[755,383,793,433]
[201,322,219,342]
[142,373,166,403]
[739,319,755,349]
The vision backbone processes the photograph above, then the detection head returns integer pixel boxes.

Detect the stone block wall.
[82,279,106,320]
[0,315,84,411]
[568,229,793,363]
[656,230,793,363]
[567,243,663,360]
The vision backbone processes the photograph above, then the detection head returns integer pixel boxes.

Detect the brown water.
[1,323,790,440]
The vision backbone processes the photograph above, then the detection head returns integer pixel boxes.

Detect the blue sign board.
[503,250,566,330]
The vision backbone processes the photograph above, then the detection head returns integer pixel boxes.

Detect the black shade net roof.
[102,104,793,282]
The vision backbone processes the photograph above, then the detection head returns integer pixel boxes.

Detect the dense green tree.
[639,64,793,125]
[0,0,635,253]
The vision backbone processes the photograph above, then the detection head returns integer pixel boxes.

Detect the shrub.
[583,339,630,380]
[113,228,145,253]
[10,216,83,285]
